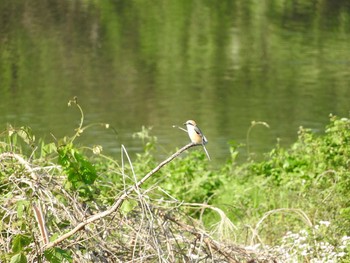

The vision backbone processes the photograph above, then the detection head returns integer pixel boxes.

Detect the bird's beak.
[183,122,186,126]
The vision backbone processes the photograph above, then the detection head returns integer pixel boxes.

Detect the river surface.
[1,1,350,164]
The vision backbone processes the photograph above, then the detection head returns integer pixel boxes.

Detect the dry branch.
[43,142,196,250]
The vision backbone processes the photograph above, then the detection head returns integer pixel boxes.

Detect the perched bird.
[184,120,211,160]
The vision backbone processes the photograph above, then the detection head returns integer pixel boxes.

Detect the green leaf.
[49,232,60,242]
[10,253,27,263]
[16,200,30,218]
[17,126,35,146]
[44,248,72,263]
[12,235,31,253]
[120,199,138,215]
[40,142,57,157]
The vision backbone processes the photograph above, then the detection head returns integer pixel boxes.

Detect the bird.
[184,120,211,160]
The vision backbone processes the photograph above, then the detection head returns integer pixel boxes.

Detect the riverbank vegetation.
[1,101,349,262]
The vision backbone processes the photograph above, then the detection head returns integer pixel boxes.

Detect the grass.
[0,100,349,262]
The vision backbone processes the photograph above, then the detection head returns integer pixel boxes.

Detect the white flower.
[299,229,308,236]
[319,221,331,227]
[341,236,350,244]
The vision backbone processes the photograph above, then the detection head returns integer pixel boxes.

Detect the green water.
[1,0,350,163]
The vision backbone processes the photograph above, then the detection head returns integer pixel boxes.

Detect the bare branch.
[44,142,196,250]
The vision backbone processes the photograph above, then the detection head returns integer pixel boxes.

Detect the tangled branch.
[44,142,196,250]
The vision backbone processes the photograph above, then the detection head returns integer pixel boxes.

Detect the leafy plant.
[57,143,97,198]
[215,115,350,248]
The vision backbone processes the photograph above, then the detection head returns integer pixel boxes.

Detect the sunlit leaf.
[16,200,30,218]
[10,253,27,263]
[120,199,138,215]
[17,126,35,146]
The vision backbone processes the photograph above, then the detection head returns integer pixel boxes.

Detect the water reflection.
[0,0,350,164]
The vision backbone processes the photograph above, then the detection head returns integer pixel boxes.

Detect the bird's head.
[184,120,197,127]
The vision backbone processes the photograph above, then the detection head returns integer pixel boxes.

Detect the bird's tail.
[202,144,211,161]
[202,135,208,144]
